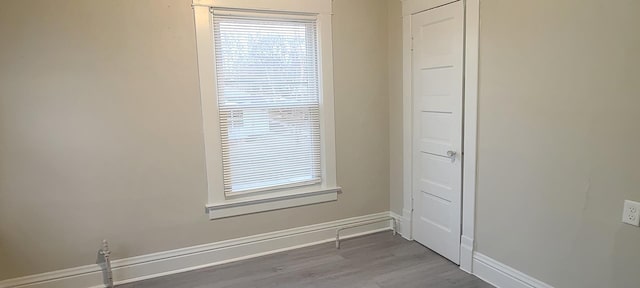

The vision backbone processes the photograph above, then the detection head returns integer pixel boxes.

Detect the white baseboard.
[390,208,413,240]
[472,252,553,288]
[459,235,474,273]
[0,212,393,288]
[390,211,412,240]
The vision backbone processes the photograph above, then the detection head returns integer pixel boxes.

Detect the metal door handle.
[447,150,457,160]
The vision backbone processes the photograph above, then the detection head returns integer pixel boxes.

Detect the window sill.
[206,187,340,219]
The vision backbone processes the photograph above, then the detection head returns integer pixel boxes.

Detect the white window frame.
[192,0,338,219]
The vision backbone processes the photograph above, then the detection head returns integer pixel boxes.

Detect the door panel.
[411,0,464,264]
[418,112,454,156]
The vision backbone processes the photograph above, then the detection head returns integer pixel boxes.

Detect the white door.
[411,1,464,264]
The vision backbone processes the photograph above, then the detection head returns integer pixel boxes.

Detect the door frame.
[400,0,479,273]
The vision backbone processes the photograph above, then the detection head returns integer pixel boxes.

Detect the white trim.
[401,207,414,240]
[401,0,479,272]
[473,253,554,288]
[401,0,458,16]
[206,187,339,219]
[317,11,338,189]
[389,211,411,239]
[0,212,393,288]
[401,7,413,241]
[193,3,226,205]
[460,0,479,273]
[192,0,338,218]
[193,0,332,14]
[459,235,474,273]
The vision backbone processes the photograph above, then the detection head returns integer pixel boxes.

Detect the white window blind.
[213,12,322,196]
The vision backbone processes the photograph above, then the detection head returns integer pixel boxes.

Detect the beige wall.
[384,0,640,287]
[476,1,640,287]
[0,0,390,279]
[387,0,404,216]
[4,0,638,286]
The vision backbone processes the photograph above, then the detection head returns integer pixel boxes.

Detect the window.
[192,0,338,219]
[215,14,321,195]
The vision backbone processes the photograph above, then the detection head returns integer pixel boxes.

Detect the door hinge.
[410,36,414,52]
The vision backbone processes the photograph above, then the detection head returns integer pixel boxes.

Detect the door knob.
[446,150,457,160]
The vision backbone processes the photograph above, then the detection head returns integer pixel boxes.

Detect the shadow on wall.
[611,227,640,288]
[0,240,9,279]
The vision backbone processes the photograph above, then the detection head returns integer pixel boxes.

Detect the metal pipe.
[335,217,397,249]
[99,240,114,288]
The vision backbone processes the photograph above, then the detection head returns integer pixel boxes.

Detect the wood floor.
[118,232,492,288]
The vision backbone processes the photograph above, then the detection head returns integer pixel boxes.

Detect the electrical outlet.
[622,200,640,226]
